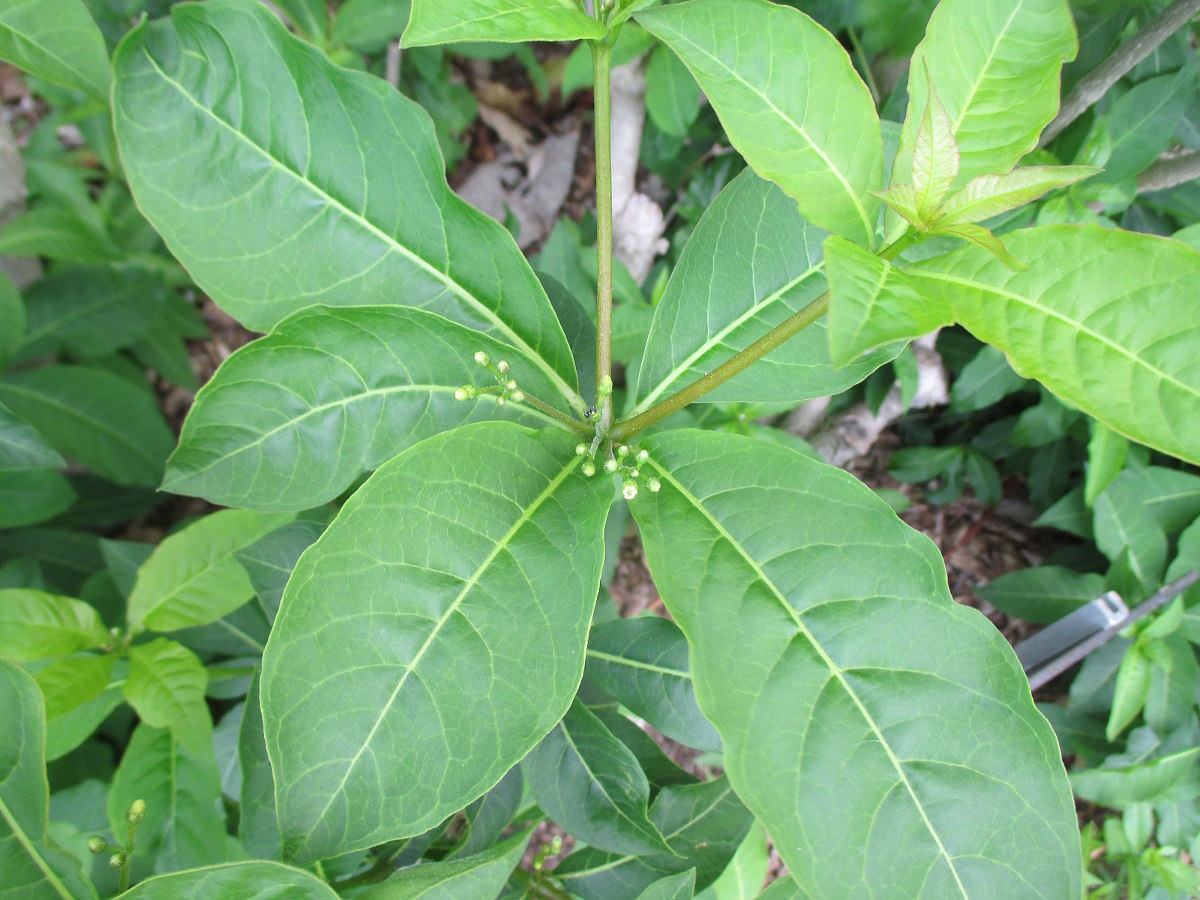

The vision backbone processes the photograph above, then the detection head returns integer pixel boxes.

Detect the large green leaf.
[261,422,611,863]
[107,724,226,873]
[0,403,63,471]
[238,674,281,860]
[123,638,212,754]
[0,0,111,103]
[122,861,337,900]
[112,0,577,401]
[631,429,1081,898]
[332,0,413,54]
[0,589,109,661]
[826,226,1200,468]
[556,777,753,899]
[635,171,897,412]
[0,470,75,529]
[126,510,294,632]
[0,365,174,487]
[524,700,671,856]
[0,659,98,900]
[585,616,719,751]
[403,0,606,46]
[637,0,881,246]
[34,653,113,721]
[165,306,573,512]
[358,825,533,899]
[896,0,1076,188]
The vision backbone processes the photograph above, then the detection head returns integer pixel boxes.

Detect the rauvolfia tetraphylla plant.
[81,0,1200,895]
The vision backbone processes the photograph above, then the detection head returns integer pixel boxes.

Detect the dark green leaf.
[449,765,523,859]
[165,306,573,512]
[358,825,533,899]
[0,402,60,472]
[0,470,75,529]
[0,209,120,265]
[585,616,719,751]
[403,0,605,47]
[1146,636,1198,737]
[978,566,1106,625]
[646,44,700,137]
[113,0,577,400]
[591,708,697,791]
[236,519,328,622]
[632,429,1081,897]
[261,423,611,863]
[238,674,281,860]
[0,0,111,102]
[332,0,412,54]
[1091,64,1200,185]
[638,0,882,245]
[0,273,22,368]
[121,861,337,899]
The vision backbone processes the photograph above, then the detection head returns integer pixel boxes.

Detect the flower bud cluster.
[575,441,661,499]
[455,351,526,405]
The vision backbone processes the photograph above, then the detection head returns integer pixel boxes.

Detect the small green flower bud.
[497,360,510,375]
[88,836,108,855]
[582,460,597,477]
[622,482,638,500]
[599,375,613,396]
[647,477,662,493]
[549,835,563,855]
[629,468,639,478]
[496,394,506,406]
[127,799,146,824]
[109,851,128,869]
[575,444,589,456]
[510,391,526,403]
[603,458,619,473]
[454,387,470,401]
[474,351,490,367]
[617,444,629,458]
[506,379,518,391]
[636,449,649,463]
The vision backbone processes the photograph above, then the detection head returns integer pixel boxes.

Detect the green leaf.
[122,861,337,900]
[646,44,700,137]
[18,265,163,359]
[0,470,75,529]
[910,76,958,215]
[238,674,281,860]
[0,0,111,103]
[636,870,697,900]
[825,226,1200,468]
[1145,635,1198,737]
[897,0,1076,188]
[0,365,174,487]
[0,659,98,900]
[358,825,533,899]
[123,639,212,754]
[757,878,803,900]
[33,653,113,720]
[403,0,605,47]
[166,306,573,512]
[637,0,882,246]
[112,0,577,401]
[275,0,327,40]
[106,724,226,873]
[585,616,719,751]
[0,589,108,661]
[1091,64,1200,185]
[635,171,897,412]
[978,566,1106,625]
[0,402,64,471]
[936,167,1097,227]
[591,708,697,792]
[1071,746,1200,807]
[236,519,327,622]
[0,208,120,265]
[261,422,611,863]
[0,273,22,369]
[525,700,672,856]
[631,429,1081,897]
[45,685,122,762]
[1084,423,1129,507]
[449,764,524,858]
[1094,481,1167,593]
[697,821,767,900]
[556,777,753,899]
[332,0,412,53]
[126,510,294,633]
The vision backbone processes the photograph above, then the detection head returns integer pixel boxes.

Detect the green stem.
[509,868,574,900]
[612,291,831,441]
[847,26,880,105]
[592,36,615,429]
[522,393,592,437]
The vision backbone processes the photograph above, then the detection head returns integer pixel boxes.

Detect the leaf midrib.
[650,460,970,899]
[0,799,74,899]
[293,454,583,858]
[586,648,689,680]
[133,41,575,404]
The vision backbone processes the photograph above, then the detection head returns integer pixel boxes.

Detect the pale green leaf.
[637,0,882,245]
[1084,423,1128,507]
[1145,636,1198,737]
[1071,747,1200,807]
[698,821,766,900]
[631,429,1081,898]
[1106,646,1152,742]
[0,365,174,487]
[635,171,897,413]
[646,44,700,137]
[636,870,697,900]
[911,76,958,214]
[928,222,1025,270]
[106,724,226,873]
[33,653,113,720]
[0,589,108,661]
[897,0,1076,188]
[403,0,606,47]
[0,402,64,472]
[825,226,1200,467]
[525,700,672,856]
[0,659,98,900]
[936,166,1097,226]
[757,877,803,899]
[122,861,337,900]
[127,510,294,633]
[556,777,753,899]
[45,686,122,761]
[124,638,212,753]
[358,825,533,899]
[0,0,111,103]
[261,422,611,863]
[873,183,925,229]
[165,306,572,512]
[112,0,577,402]
[585,615,719,751]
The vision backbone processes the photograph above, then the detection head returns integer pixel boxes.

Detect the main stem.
[592,37,615,429]
[612,291,831,441]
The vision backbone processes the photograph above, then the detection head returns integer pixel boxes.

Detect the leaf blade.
[403,0,606,46]
[0,0,111,103]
